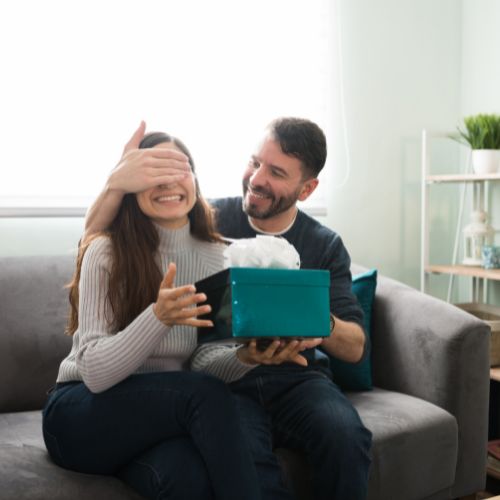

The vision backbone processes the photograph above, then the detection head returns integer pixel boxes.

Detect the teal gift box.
[196,267,331,343]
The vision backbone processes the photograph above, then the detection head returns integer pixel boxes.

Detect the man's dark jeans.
[42,372,261,500]
[230,367,372,500]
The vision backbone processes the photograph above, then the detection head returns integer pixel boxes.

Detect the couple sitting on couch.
[42,117,372,500]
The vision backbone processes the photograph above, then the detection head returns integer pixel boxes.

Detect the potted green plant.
[453,113,500,174]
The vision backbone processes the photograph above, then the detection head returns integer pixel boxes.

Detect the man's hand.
[107,121,192,195]
[237,338,323,367]
[153,263,213,327]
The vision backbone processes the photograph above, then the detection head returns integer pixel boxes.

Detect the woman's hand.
[107,121,192,195]
[153,263,213,328]
[237,338,323,367]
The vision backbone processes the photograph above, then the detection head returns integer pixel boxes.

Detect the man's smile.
[246,185,272,201]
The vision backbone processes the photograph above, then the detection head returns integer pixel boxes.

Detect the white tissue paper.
[223,235,300,269]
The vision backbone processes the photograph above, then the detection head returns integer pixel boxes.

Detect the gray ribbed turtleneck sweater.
[56,223,232,393]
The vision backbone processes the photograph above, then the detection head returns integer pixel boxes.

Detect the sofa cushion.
[329,269,377,391]
[0,256,73,412]
[348,388,458,500]
[0,412,142,500]
[2,389,458,500]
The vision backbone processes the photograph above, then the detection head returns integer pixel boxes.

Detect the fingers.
[150,173,190,187]
[160,263,177,289]
[270,340,303,362]
[299,338,324,349]
[123,121,146,153]
[163,299,212,327]
[241,338,316,367]
[290,353,308,367]
[150,147,190,164]
[249,339,281,359]
[110,145,192,195]
[155,267,213,327]
[158,289,209,310]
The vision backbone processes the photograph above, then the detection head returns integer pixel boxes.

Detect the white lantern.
[462,210,494,266]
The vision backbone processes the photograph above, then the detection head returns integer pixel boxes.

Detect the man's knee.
[290,394,371,456]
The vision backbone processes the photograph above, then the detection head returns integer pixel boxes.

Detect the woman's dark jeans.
[42,371,261,500]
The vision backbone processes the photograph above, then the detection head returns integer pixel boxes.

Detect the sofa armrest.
[370,273,490,496]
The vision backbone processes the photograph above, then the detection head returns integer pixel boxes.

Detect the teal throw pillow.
[328,269,377,391]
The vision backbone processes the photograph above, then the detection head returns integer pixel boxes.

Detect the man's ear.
[298,178,319,202]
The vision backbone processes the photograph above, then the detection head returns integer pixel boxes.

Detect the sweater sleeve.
[75,237,171,393]
[190,343,257,383]
[326,234,364,327]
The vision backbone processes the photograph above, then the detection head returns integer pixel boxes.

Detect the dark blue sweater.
[212,197,364,328]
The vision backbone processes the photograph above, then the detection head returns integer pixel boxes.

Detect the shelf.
[488,465,500,481]
[425,265,500,281]
[426,173,500,183]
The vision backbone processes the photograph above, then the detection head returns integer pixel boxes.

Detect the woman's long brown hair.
[66,132,221,335]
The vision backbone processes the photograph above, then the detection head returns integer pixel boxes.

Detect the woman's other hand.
[153,263,213,327]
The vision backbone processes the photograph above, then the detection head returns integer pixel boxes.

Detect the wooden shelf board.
[488,465,500,481]
[425,265,500,281]
[491,367,500,382]
[426,173,500,183]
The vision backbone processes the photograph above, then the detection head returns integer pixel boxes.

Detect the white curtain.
[0,0,339,214]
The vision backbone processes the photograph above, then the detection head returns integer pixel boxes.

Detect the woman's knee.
[117,438,214,500]
[185,372,236,408]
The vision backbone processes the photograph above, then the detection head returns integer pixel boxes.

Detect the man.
[84,117,372,499]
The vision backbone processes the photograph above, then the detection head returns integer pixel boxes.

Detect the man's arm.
[321,317,365,363]
[83,121,191,240]
[84,185,126,241]
[314,231,366,363]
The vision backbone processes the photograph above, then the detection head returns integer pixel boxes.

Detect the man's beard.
[242,179,301,220]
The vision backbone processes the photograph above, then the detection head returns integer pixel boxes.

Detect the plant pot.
[472,149,500,174]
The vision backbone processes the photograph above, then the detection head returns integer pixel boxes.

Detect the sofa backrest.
[0,255,74,412]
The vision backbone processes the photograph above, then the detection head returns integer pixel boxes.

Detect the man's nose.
[249,166,267,187]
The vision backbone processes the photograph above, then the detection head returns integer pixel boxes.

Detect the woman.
[42,131,261,500]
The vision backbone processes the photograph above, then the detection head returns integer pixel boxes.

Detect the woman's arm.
[76,242,214,393]
[75,238,170,392]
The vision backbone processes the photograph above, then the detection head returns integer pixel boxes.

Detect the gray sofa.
[0,255,490,500]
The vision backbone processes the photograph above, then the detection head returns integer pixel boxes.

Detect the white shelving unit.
[420,129,500,304]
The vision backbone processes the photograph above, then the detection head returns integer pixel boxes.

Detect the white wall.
[4,0,500,296]
[0,218,83,257]
[461,0,500,116]
[324,0,462,289]
[460,0,500,303]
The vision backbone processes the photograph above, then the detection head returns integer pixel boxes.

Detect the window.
[0,0,335,216]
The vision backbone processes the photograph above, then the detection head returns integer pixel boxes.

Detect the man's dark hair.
[267,117,327,178]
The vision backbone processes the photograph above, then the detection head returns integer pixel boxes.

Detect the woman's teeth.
[156,195,182,202]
